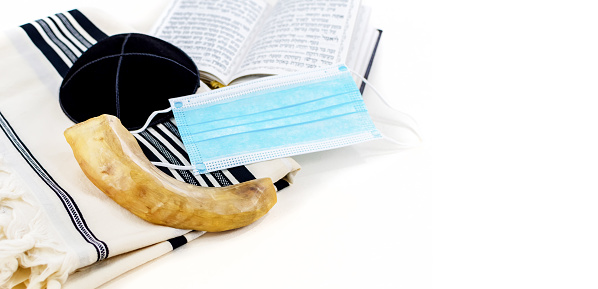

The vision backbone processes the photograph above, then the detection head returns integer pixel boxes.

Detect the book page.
[345,5,371,74]
[344,5,373,84]
[232,0,361,80]
[151,0,269,83]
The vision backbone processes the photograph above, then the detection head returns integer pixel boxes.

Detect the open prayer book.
[150,0,381,87]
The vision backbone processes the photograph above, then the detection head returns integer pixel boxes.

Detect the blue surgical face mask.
[132,64,418,175]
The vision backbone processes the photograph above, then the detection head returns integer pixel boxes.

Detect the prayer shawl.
[0,8,300,289]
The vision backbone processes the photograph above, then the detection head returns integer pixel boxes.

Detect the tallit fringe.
[0,156,77,289]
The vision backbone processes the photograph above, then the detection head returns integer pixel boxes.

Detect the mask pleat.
[184,91,360,134]
[188,100,366,143]
[178,76,355,125]
[196,111,375,160]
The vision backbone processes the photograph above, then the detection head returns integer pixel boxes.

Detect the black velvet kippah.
[59,33,200,130]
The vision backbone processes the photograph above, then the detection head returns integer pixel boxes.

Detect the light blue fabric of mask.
[170,64,383,174]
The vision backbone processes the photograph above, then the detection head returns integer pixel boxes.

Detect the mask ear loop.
[348,68,423,147]
[129,107,196,171]
[129,107,173,134]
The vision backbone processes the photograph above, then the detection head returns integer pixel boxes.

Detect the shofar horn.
[64,114,277,232]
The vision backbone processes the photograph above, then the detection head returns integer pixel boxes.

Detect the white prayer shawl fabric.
[0,8,300,289]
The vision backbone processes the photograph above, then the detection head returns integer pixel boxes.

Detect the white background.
[2,0,598,288]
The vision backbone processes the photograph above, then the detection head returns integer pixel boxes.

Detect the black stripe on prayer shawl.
[67,9,108,42]
[162,119,182,139]
[135,134,177,177]
[211,171,233,187]
[198,172,216,187]
[227,166,256,183]
[55,13,93,48]
[47,17,85,54]
[20,23,70,77]
[0,111,109,261]
[167,235,188,250]
[35,19,78,63]
[151,124,191,163]
[274,179,290,191]
[137,131,202,186]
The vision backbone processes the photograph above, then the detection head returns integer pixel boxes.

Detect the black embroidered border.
[0,111,109,261]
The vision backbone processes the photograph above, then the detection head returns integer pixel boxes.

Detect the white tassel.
[0,156,77,289]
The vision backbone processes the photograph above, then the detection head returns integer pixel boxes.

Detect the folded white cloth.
[0,8,300,289]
